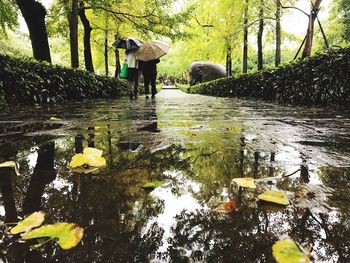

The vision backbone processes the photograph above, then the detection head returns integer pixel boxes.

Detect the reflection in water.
[0,92,349,262]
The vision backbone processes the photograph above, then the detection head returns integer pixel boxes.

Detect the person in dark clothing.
[139,59,160,98]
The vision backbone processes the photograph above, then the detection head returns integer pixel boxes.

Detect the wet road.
[0,87,349,262]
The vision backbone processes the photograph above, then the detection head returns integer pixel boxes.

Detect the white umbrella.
[135,40,170,61]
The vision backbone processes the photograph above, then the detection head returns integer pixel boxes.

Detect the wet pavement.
[0,87,349,262]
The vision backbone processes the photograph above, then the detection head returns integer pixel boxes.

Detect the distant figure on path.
[139,59,160,99]
[124,49,139,99]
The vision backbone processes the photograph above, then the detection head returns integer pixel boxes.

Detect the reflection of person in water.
[138,99,160,133]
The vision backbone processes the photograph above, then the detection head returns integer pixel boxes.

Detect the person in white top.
[124,49,139,99]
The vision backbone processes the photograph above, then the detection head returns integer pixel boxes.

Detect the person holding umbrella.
[114,37,143,99]
[124,49,139,99]
[136,40,170,99]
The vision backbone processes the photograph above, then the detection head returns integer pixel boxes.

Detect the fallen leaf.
[212,200,237,213]
[69,148,106,169]
[142,181,165,189]
[0,161,20,175]
[258,190,289,205]
[272,239,310,263]
[83,147,103,157]
[10,211,45,234]
[69,154,89,168]
[22,223,84,250]
[50,117,62,121]
[233,178,256,189]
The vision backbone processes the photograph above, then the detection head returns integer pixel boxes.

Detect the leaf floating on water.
[272,239,310,263]
[142,180,165,189]
[212,200,237,214]
[0,161,20,175]
[22,223,84,250]
[10,211,45,234]
[69,148,106,169]
[258,190,289,205]
[50,117,62,121]
[233,178,256,189]
[83,147,103,157]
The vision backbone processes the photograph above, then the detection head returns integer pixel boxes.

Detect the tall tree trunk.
[16,0,51,62]
[78,3,94,72]
[302,0,322,58]
[104,14,109,77]
[275,0,281,66]
[257,0,264,70]
[226,44,232,76]
[243,0,249,73]
[104,31,109,77]
[115,48,121,78]
[68,0,79,68]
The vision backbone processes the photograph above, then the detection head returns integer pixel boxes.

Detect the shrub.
[0,55,129,106]
[188,47,350,108]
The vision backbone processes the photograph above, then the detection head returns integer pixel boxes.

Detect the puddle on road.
[0,90,349,262]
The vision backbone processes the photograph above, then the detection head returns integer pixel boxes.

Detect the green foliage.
[0,54,128,106]
[188,47,350,107]
[0,0,18,35]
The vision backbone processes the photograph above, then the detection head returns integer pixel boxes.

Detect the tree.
[257,0,264,70]
[78,1,94,72]
[243,0,249,73]
[302,0,323,58]
[15,0,51,62]
[64,0,79,68]
[275,0,281,66]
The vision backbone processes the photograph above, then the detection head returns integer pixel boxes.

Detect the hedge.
[188,47,350,107]
[0,54,129,106]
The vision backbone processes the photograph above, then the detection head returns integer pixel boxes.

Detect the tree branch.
[277,0,310,17]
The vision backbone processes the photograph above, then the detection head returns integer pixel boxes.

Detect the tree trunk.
[115,48,121,78]
[257,0,264,70]
[68,0,79,68]
[302,0,322,58]
[226,44,232,76]
[78,3,94,72]
[16,0,51,62]
[104,30,109,77]
[243,0,249,73]
[275,0,281,66]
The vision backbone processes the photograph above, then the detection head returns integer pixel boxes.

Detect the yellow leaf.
[69,153,89,168]
[83,147,103,157]
[22,223,84,250]
[273,239,310,263]
[0,161,16,168]
[258,190,289,205]
[233,178,256,188]
[0,161,20,175]
[50,117,61,121]
[85,154,106,167]
[10,211,45,234]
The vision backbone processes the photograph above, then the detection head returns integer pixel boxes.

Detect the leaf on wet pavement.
[50,117,62,121]
[0,161,20,175]
[10,211,45,234]
[142,180,165,189]
[22,223,84,250]
[83,147,103,157]
[69,147,106,169]
[233,177,256,188]
[272,239,310,263]
[258,190,289,205]
[212,200,237,213]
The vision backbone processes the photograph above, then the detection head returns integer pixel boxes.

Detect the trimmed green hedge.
[0,55,129,105]
[188,47,350,107]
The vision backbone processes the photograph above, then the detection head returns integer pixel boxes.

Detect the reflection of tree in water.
[167,208,276,263]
